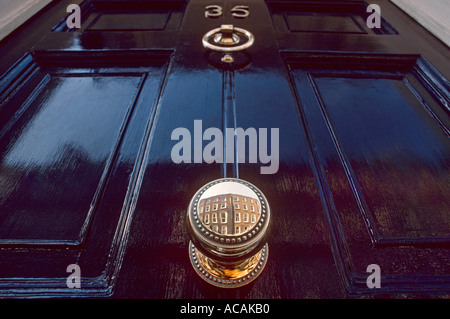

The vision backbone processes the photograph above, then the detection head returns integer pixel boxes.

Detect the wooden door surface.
[0,0,449,299]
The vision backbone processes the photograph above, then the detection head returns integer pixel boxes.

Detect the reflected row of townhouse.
[198,193,261,235]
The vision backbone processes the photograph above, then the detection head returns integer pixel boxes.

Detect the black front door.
[0,0,449,299]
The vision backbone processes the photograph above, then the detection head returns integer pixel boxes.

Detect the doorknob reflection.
[186,178,270,288]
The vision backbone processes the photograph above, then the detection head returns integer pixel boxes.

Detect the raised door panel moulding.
[0,0,54,42]
[391,0,450,47]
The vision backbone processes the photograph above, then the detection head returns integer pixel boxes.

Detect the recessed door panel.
[0,73,143,243]
[309,75,450,241]
[0,50,171,294]
[269,0,397,35]
[285,14,366,33]
[53,0,186,32]
[289,54,450,294]
[88,13,169,31]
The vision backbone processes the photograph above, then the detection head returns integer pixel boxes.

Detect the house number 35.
[205,5,250,18]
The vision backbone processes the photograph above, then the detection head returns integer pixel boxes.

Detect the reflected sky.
[2,75,142,167]
[314,76,450,165]
[200,181,258,200]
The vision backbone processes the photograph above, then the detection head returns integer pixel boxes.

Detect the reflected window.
[194,180,264,237]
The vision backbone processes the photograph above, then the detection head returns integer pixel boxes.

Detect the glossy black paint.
[0,0,448,298]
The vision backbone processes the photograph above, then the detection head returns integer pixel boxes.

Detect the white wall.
[0,0,53,42]
[391,0,450,47]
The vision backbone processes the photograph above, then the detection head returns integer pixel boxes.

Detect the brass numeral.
[231,5,250,18]
[205,5,223,18]
[205,5,250,19]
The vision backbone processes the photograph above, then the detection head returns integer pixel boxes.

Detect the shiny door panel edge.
[284,51,450,295]
[0,50,173,297]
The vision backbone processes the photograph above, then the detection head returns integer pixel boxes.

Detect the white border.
[0,0,54,42]
[391,0,450,47]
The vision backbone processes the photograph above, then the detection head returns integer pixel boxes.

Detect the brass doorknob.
[186,178,270,288]
[202,25,255,53]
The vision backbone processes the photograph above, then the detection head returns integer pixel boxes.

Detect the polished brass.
[202,25,255,53]
[213,24,240,46]
[189,242,268,288]
[204,5,223,18]
[186,178,270,288]
[221,54,235,64]
[230,5,250,19]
